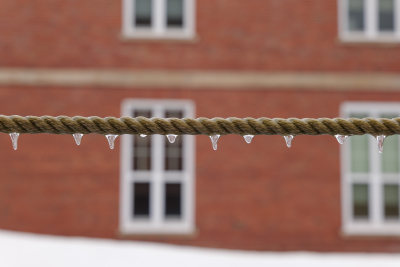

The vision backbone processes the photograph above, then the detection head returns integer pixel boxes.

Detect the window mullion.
[366,0,378,38]
[152,106,165,226]
[154,0,165,35]
[395,0,400,37]
[370,110,382,226]
[183,105,195,229]
[397,134,400,220]
[342,128,351,227]
[152,134,163,226]
[120,142,132,230]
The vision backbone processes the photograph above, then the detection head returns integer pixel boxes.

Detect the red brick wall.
[0,86,400,252]
[0,0,400,71]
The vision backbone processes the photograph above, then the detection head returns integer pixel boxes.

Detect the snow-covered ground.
[1,230,400,267]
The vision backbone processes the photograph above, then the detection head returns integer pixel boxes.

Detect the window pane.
[379,0,395,32]
[166,0,184,28]
[135,0,152,27]
[348,0,365,31]
[164,110,183,171]
[381,135,399,173]
[351,135,369,173]
[133,110,152,171]
[349,113,369,173]
[165,183,182,218]
[384,184,399,219]
[353,183,369,219]
[133,182,150,217]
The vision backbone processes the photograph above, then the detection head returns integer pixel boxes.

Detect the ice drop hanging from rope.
[209,135,220,151]
[105,135,118,150]
[376,135,385,154]
[73,133,83,146]
[283,135,294,148]
[243,135,254,144]
[9,133,19,151]
[166,134,178,144]
[335,135,348,145]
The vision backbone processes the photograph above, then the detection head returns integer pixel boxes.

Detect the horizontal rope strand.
[0,116,398,136]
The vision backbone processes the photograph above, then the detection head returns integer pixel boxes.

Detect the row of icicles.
[6,132,387,153]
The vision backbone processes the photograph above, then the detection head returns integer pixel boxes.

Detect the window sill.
[119,220,196,236]
[338,36,400,46]
[119,33,199,43]
[117,227,198,238]
[342,224,400,237]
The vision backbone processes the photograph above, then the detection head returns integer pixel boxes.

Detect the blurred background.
[1,0,400,265]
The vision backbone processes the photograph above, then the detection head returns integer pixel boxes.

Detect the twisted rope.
[0,115,398,136]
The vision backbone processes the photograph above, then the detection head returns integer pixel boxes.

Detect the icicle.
[376,135,386,154]
[105,134,118,150]
[243,135,254,144]
[283,135,294,148]
[166,134,178,144]
[73,133,83,146]
[335,134,348,145]
[209,135,220,151]
[9,132,19,151]
[140,134,147,138]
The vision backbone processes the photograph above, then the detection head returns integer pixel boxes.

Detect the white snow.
[1,230,400,267]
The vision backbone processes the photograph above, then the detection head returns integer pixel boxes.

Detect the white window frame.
[119,99,195,235]
[338,0,400,42]
[341,102,400,236]
[122,0,196,39]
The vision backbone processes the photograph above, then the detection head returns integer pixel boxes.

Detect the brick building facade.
[0,0,400,252]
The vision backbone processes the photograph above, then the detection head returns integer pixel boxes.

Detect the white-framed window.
[341,102,400,235]
[338,0,400,42]
[119,99,195,234]
[122,0,195,39]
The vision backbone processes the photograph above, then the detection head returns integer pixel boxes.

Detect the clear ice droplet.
[9,132,19,151]
[284,135,294,148]
[209,135,220,151]
[243,135,254,144]
[166,134,178,144]
[140,134,147,138]
[376,135,386,154]
[73,133,83,146]
[335,135,348,145]
[105,134,118,150]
